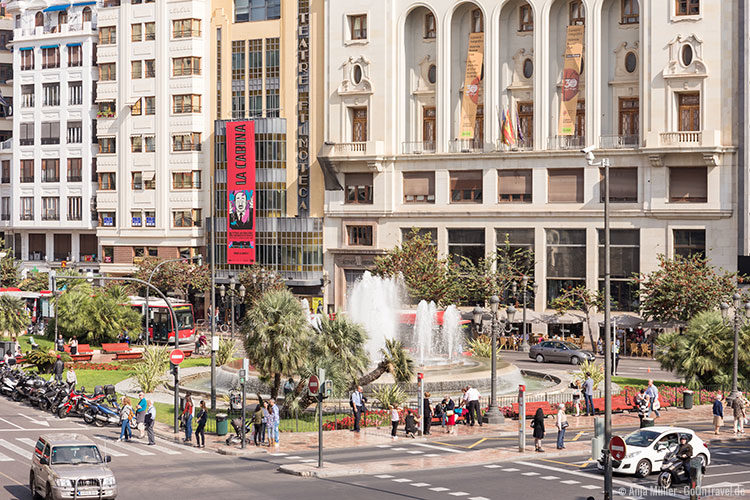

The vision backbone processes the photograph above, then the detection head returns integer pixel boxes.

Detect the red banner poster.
[226,121,256,265]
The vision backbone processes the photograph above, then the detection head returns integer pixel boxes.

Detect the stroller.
[225,417,252,446]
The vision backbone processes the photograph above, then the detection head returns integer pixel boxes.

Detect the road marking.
[0,417,24,429]
[16,438,38,447]
[467,438,487,449]
[703,470,750,478]
[539,457,591,468]
[522,472,540,476]
[571,431,585,442]
[284,455,303,460]
[412,442,465,454]
[96,438,154,456]
[300,459,316,463]
[391,447,407,451]
[145,444,180,455]
[581,485,600,490]
[560,480,579,484]
[410,483,430,487]
[541,475,559,480]
[154,438,207,454]
[0,451,13,462]
[448,492,469,497]
[484,464,502,468]
[0,427,82,432]
[424,453,439,457]
[429,487,449,492]
[19,414,49,427]
[432,440,473,450]
[375,475,394,479]
[406,450,423,454]
[469,497,490,500]
[503,468,520,472]
[0,438,31,458]
[376,445,392,448]
[269,452,287,456]
[392,478,412,483]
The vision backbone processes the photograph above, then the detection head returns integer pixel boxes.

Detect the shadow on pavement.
[3,485,30,500]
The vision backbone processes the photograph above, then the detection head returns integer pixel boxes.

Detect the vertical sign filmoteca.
[226,121,257,265]
[297,0,310,215]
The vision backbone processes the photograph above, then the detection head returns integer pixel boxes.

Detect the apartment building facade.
[1,0,99,272]
[94,0,211,273]
[322,0,738,318]
[210,0,326,298]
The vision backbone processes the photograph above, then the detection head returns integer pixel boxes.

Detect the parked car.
[528,340,595,365]
[597,427,711,478]
[30,434,117,500]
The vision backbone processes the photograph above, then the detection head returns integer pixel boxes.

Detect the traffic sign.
[308,375,319,395]
[170,349,185,365]
[609,435,626,461]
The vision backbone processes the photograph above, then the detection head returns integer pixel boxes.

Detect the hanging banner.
[226,121,256,265]
[458,32,484,139]
[558,25,584,136]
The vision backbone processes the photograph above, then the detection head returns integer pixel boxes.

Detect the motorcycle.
[57,386,107,419]
[11,373,43,402]
[83,386,120,426]
[0,368,21,397]
[658,451,707,489]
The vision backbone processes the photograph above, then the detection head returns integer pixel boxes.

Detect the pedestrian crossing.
[0,435,203,463]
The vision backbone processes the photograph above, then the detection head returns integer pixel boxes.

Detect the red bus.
[128,296,196,344]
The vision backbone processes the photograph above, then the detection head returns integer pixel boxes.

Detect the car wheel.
[635,459,652,478]
[570,356,580,365]
[45,483,53,500]
[535,354,545,363]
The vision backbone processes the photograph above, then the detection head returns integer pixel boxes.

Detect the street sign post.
[315,369,325,468]
[417,372,424,436]
[239,369,246,449]
[518,385,526,452]
[170,349,185,365]
[609,436,626,461]
[308,375,319,395]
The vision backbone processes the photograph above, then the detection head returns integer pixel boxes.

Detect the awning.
[73,1,96,5]
[66,42,82,47]
[18,47,33,51]
[142,171,155,181]
[40,44,60,49]
[43,4,70,12]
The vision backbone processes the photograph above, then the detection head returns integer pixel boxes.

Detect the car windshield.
[624,430,662,448]
[51,445,102,465]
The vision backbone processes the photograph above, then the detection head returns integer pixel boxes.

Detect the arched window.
[58,11,68,26]
[35,12,44,28]
[83,7,92,24]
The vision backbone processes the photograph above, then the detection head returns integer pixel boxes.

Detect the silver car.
[29,434,117,500]
[529,340,596,365]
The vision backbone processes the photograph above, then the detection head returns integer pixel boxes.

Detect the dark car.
[529,340,596,365]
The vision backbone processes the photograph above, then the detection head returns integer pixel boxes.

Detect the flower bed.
[321,408,416,431]
[67,362,124,371]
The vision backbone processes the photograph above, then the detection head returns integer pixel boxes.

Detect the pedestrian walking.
[195,400,208,448]
[444,396,456,435]
[583,374,594,416]
[635,388,649,427]
[390,405,400,440]
[182,393,194,443]
[555,403,568,449]
[465,385,482,427]
[531,407,545,452]
[350,386,366,433]
[53,355,64,384]
[135,392,147,439]
[145,400,156,445]
[733,393,746,435]
[65,366,77,391]
[423,392,432,435]
[712,394,724,435]
[55,335,65,353]
[262,401,273,446]
[252,404,264,446]
[645,380,660,418]
[268,399,280,445]
[119,397,133,442]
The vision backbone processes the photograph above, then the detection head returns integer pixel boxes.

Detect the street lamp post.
[720,293,750,402]
[515,277,538,353]
[219,278,246,339]
[477,297,515,424]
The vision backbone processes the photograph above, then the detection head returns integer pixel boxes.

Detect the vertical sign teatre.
[226,121,257,265]
[297,0,310,215]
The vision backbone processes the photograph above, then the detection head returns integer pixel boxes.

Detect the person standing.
[645,380,660,418]
[252,404,264,446]
[444,396,456,435]
[531,407,545,452]
[262,401,273,446]
[195,400,208,448]
[55,335,65,353]
[182,393,194,443]
[268,399,280,445]
[390,405,400,440]
[713,394,724,435]
[53,355,64,384]
[733,393,746,435]
[119,397,133,442]
[635,388,650,427]
[350,386,366,433]
[423,392,432,435]
[572,381,582,417]
[144,400,156,445]
[69,337,78,356]
[582,374,594,416]
[135,392,147,439]
[465,385,482,427]
[555,403,568,449]
[65,366,77,391]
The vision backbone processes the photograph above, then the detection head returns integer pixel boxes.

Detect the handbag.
[561,421,569,429]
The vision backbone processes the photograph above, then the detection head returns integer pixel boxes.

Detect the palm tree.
[357,338,415,388]
[242,289,312,398]
[0,295,30,341]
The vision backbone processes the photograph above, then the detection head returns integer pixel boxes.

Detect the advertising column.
[226,121,257,265]
[558,25,584,136]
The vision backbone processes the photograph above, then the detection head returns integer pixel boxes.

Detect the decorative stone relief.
[337,56,373,96]
[664,34,707,79]
[612,42,639,82]
[413,55,436,96]
[509,48,534,91]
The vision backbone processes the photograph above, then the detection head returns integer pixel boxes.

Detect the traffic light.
[170,363,179,378]
[322,380,333,399]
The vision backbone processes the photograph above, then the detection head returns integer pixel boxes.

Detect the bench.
[510,401,556,418]
[183,350,193,358]
[64,344,93,354]
[101,343,131,354]
[70,353,94,362]
[114,351,143,360]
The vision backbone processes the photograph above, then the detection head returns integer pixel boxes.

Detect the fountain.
[347,271,402,364]
[414,300,437,366]
[442,305,462,363]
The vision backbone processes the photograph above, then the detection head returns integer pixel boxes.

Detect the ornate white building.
[320,0,738,323]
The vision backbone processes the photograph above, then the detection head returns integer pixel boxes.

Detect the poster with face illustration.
[226,121,256,264]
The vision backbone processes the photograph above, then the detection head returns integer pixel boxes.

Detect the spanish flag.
[502,108,516,147]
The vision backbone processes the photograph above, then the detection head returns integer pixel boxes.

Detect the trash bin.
[683,390,694,410]
[216,413,228,436]
[641,417,654,428]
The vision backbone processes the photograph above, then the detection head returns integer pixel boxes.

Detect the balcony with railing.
[660,131,702,146]
[402,141,436,155]
[319,141,385,160]
[599,135,639,149]
[493,138,534,152]
[448,138,484,153]
[547,135,586,150]
[0,139,10,150]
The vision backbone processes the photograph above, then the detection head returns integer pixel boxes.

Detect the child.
[389,405,400,440]
[572,381,582,417]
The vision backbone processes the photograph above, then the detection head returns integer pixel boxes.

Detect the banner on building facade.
[558,25,584,136]
[226,121,257,265]
[458,32,485,139]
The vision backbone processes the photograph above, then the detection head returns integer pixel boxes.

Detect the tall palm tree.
[242,289,312,398]
[0,295,30,341]
[357,338,415,388]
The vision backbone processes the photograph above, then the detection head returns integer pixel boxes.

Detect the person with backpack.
[195,400,208,448]
[118,397,133,442]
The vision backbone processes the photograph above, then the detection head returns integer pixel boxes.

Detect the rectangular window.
[172,209,202,228]
[131,23,142,42]
[99,26,116,44]
[546,229,586,304]
[98,100,116,118]
[519,4,534,31]
[403,172,435,203]
[41,197,59,220]
[144,96,155,115]
[40,122,60,145]
[173,94,201,113]
[67,44,82,67]
[674,229,705,259]
[67,197,82,221]
[41,47,60,69]
[346,225,373,246]
[144,59,155,78]
[144,135,155,152]
[345,173,373,204]
[351,107,368,142]
[676,0,700,16]
[145,22,155,40]
[496,228,535,279]
[618,97,639,140]
[145,210,156,227]
[498,169,532,203]
[216,28,222,118]
[132,172,143,190]
[67,158,82,182]
[450,170,483,203]
[20,197,34,220]
[131,135,143,152]
[231,40,246,119]
[234,0,280,22]
[1,196,9,221]
[99,137,116,154]
[448,228,485,265]
[401,228,438,246]
[66,121,82,144]
[131,211,142,227]
[43,83,60,106]
[600,167,638,203]
[678,92,700,132]
[349,14,367,40]
[98,172,116,190]
[21,160,34,182]
[69,81,82,105]
[21,84,34,107]
[548,168,584,203]
[265,37,280,117]
[172,133,201,152]
[424,13,436,38]
[621,0,639,23]
[1,160,9,184]
[172,171,202,189]
[669,167,707,203]
[99,212,116,227]
[21,49,34,70]
[131,60,142,79]
[173,57,201,76]
[131,98,142,116]
[248,39,263,117]
[20,123,34,146]
[569,0,585,25]
[598,229,639,311]
[173,19,201,38]
[99,63,116,81]
[518,101,534,148]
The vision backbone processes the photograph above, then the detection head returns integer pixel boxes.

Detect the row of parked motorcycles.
[1,364,122,426]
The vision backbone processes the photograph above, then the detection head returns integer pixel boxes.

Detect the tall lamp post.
[720,293,750,402]
[475,297,515,424]
[514,276,538,352]
[219,277,246,339]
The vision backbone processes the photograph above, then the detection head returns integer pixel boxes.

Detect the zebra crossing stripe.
[97,438,155,456]
[0,451,12,461]
[145,444,180,455]
[16,438,38,447]
[90,438,128,457]
[0,439,32,458]
[155,438,207,454]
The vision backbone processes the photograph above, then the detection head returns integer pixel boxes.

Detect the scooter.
[658,452,707,489]
[83,387,120,426]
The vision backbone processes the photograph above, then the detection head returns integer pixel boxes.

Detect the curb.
[278,463,364,478]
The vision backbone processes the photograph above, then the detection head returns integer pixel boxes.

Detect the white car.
[598,426,711,478]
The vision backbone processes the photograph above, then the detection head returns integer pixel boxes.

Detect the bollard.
[591,435,603,461]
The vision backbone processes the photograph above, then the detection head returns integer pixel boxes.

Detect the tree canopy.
[133,257,209,299]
